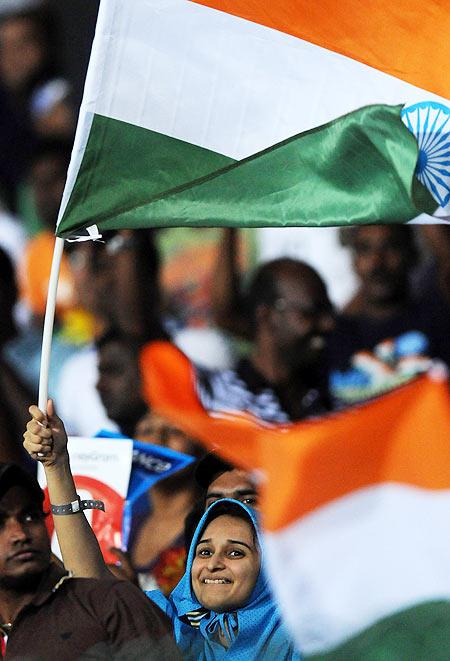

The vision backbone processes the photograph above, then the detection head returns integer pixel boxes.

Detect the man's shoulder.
[10,569,179,659]
[194,358,291,423]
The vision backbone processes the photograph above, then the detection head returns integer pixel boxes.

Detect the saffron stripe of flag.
[140,340,450,657]
[193,0,450,100]
[56,0,450,238]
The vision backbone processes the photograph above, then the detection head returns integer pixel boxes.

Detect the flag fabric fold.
[140,340,450,657]
[56,0,450,238]
[58,104,435,237]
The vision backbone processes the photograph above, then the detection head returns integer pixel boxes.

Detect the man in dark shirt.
[0,462,179,660]
[330,225,450,403]
[197,258,335,422]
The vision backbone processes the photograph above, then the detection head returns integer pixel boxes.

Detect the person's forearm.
[44,455,111,579]
[211,228,251,338]
[111,230,164,341]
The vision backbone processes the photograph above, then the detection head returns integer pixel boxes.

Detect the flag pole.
[38,236,65,412]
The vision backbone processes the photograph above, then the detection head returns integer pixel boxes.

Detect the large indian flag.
[56,0,450,239]
[140,341,450,657]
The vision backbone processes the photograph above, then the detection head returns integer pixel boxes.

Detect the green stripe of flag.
[57,104,436,237]
[307,601,450,660]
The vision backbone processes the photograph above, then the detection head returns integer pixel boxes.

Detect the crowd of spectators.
[1,2,450,659]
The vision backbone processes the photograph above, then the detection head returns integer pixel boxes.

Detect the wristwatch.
[51,496,105,516]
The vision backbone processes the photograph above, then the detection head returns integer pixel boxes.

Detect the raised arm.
[106,229,167,342]
[23,400,111,579]
[210,228,252,339]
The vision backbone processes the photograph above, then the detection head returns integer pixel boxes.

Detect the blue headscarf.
[148,498,302,660]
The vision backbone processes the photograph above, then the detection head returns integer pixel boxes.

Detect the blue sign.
[95,430,194,549]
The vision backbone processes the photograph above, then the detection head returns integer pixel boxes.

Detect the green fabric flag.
[57,104,436,238]
[307,601,450,661]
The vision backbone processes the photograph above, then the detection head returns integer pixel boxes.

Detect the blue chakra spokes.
[401,101,450,207]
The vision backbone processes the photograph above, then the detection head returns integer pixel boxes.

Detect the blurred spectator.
[0,249,34,465]
[93,328,206,594]
[184,452,259,553]
[415,224,450,308]
[56,228,236,435]
[95,329,149,439]
[257,227,358,308]
[330,225,450,403]
[199,257,334,422]
[0,462,180,659]
[0,4,74,211]
[17,139,77,318]
[5,140,90,396]
[45,0,100,106]
[54,230,163,436]
[196,453,259,511]
[101,228,235,369]
[212,225,449,408]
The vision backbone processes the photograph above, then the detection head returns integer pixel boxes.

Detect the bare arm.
[210,228,252,339]
[108,230,166,342]
[23,400,111,579]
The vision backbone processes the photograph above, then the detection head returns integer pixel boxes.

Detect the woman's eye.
[228,549,245,558]
[197,548,212,557]
[242,497,257,506]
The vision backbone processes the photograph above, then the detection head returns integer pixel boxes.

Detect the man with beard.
[196,258,335,422]
[0,462,179,659]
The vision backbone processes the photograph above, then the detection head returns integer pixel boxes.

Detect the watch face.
[44,475,125,564]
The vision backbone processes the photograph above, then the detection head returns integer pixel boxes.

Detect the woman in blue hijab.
[148,498,302,660]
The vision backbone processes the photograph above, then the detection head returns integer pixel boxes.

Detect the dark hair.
[245,257,329,333]
[0,462,44,505]
[339,225,419,264]
[200,500,257,546]
[194,452,234,490]
[245,259,287,321]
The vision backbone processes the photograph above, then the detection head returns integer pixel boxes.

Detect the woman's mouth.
[202,578,232,584]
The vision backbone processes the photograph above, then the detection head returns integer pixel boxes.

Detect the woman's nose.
[206,552,225,571]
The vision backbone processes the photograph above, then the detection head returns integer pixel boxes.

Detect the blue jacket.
[148,498,302,660]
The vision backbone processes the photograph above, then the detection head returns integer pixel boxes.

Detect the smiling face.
[191,514,260,612]
[0,486,50,589]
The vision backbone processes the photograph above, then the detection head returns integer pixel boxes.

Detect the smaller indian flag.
[56,0,450,239]
[140,341,450,658]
